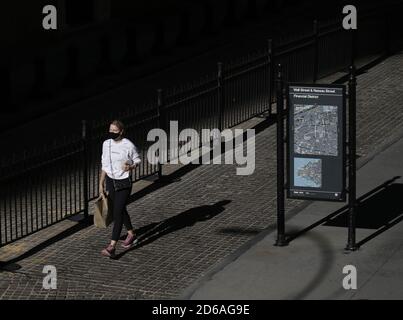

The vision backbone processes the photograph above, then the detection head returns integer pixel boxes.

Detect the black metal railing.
[1,2,402,248]
[0,137,84,245]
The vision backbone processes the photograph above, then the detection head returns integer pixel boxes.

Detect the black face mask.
[108,132,121,140]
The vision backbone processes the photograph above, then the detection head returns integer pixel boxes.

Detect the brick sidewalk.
[1,52,403,300]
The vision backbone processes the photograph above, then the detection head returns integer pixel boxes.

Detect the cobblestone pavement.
[0,52,403,299]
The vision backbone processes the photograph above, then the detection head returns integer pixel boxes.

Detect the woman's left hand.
[123,162,137,172]
[122,162,132,172]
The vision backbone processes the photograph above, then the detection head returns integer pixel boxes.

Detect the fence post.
[275,64,288,247]
[384,7,391,56]
[346,66,358,252]
[217,62,224,132]
[157,89,165,180]
[0,166,2,248]
[350,28,357,68]
[268,39,274,115]
[82,120,89,224]
[313,19,319,83]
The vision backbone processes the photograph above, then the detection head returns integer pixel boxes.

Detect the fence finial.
[217,62,223,78]
[277,64,283,80]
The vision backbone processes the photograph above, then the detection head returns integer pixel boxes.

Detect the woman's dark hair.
[111,120,125,133]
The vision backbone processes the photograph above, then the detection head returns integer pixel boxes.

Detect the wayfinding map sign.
[287,84,346,201]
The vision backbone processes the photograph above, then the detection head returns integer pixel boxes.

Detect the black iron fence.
[1,2,403,248]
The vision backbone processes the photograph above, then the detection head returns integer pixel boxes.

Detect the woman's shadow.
[114,200,231,259]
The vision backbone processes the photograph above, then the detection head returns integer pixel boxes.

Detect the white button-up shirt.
[101,138,141,180]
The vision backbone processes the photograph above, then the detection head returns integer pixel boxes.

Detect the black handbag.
[112,177,132,191]
[109,140,132,191]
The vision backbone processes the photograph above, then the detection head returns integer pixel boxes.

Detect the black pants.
[106,176,133,241]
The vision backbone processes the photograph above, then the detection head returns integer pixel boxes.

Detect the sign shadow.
[286,176,402,247]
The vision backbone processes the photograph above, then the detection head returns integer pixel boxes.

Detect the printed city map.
[294,158,322,188]
[294,104,339,156]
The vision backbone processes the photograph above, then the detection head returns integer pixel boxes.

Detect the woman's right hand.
[99,170,107,198]
[99,185,105,198]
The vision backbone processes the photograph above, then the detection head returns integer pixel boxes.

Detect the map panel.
[288,84,346,201]
[294,104,338,156]
[294,158,322,188]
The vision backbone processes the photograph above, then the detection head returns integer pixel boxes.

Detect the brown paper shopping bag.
[94,194,113,228]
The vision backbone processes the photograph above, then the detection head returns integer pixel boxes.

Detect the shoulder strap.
[109,140,117,189]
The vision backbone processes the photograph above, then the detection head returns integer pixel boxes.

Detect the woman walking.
[99,120,141,258]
